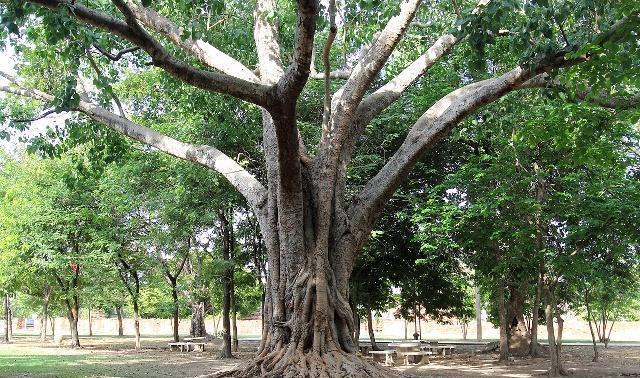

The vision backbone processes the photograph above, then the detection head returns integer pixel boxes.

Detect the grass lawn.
[0,336,243,378]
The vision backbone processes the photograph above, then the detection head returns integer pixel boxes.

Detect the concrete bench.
[369,350,396,366]
[168,342,205,352]
[422,345,455,356]
[403,351,432,365]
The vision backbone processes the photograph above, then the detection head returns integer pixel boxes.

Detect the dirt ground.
[1,335,639,377]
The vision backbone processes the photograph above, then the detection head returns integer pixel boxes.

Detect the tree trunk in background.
[229,220,239,353]
[366,306,378,350]
[605,320,614,348]
[88,307,93,337]
[498,283,509,361]
[66,297,80,348]
[7,295,12,339]
[475,286,482,341]
[508,287,530,356]
[50,316,55,337]
[544,284,566,376]
[556,313,564,352]
[531,162,546,357]
[133,300,141,349]
[585,290,598,362]
[170,278,179,342]
[40,286,51,342]
[115,306,124,337]
[2,293,9,343]
[530,265,543,356]
[219,210,233,358]
[190,301,207,337]
[231,280,239,352]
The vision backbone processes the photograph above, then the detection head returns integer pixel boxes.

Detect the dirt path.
[395,345,640,377]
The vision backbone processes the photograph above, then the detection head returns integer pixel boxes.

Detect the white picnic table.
[384,341,432,364]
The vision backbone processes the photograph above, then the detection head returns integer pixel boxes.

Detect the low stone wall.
[17,315,640,342]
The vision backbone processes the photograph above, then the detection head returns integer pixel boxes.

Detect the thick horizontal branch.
[0,76,268,213]
[125,1,260,83]
[26,0,273,108]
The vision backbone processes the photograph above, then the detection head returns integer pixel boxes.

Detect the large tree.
[1,0,638,375]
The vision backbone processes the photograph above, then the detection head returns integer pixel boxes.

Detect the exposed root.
[210,350,400,378]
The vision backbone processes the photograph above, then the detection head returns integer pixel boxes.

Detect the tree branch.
[321,0,337,130]
[124,1,260,83]
[254,0,284,85]
[86,49,127,117]
[11,109,56,123]
[277,0,319,99]
[0,73,268,214]
[338,0,422,110]
[92,44,139,61]
[26,0,273,108]
[518,74,640,110]
[347,54,586,256]
[312,0,422,178]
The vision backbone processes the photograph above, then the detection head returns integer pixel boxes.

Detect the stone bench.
[369,350,396,366]
[168,341,205,352]
[403,351,432,365]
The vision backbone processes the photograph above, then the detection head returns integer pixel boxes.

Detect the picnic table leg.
[386,353,394,366]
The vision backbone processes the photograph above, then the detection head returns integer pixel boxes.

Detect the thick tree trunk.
[170,278,179,342]
[133,300,141,349]
[50,316,55,337]
[475,286,482,341]
[498,283,509,361]
[507,287,530,356]
[115,306,124,337]
[190,301,207,337]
